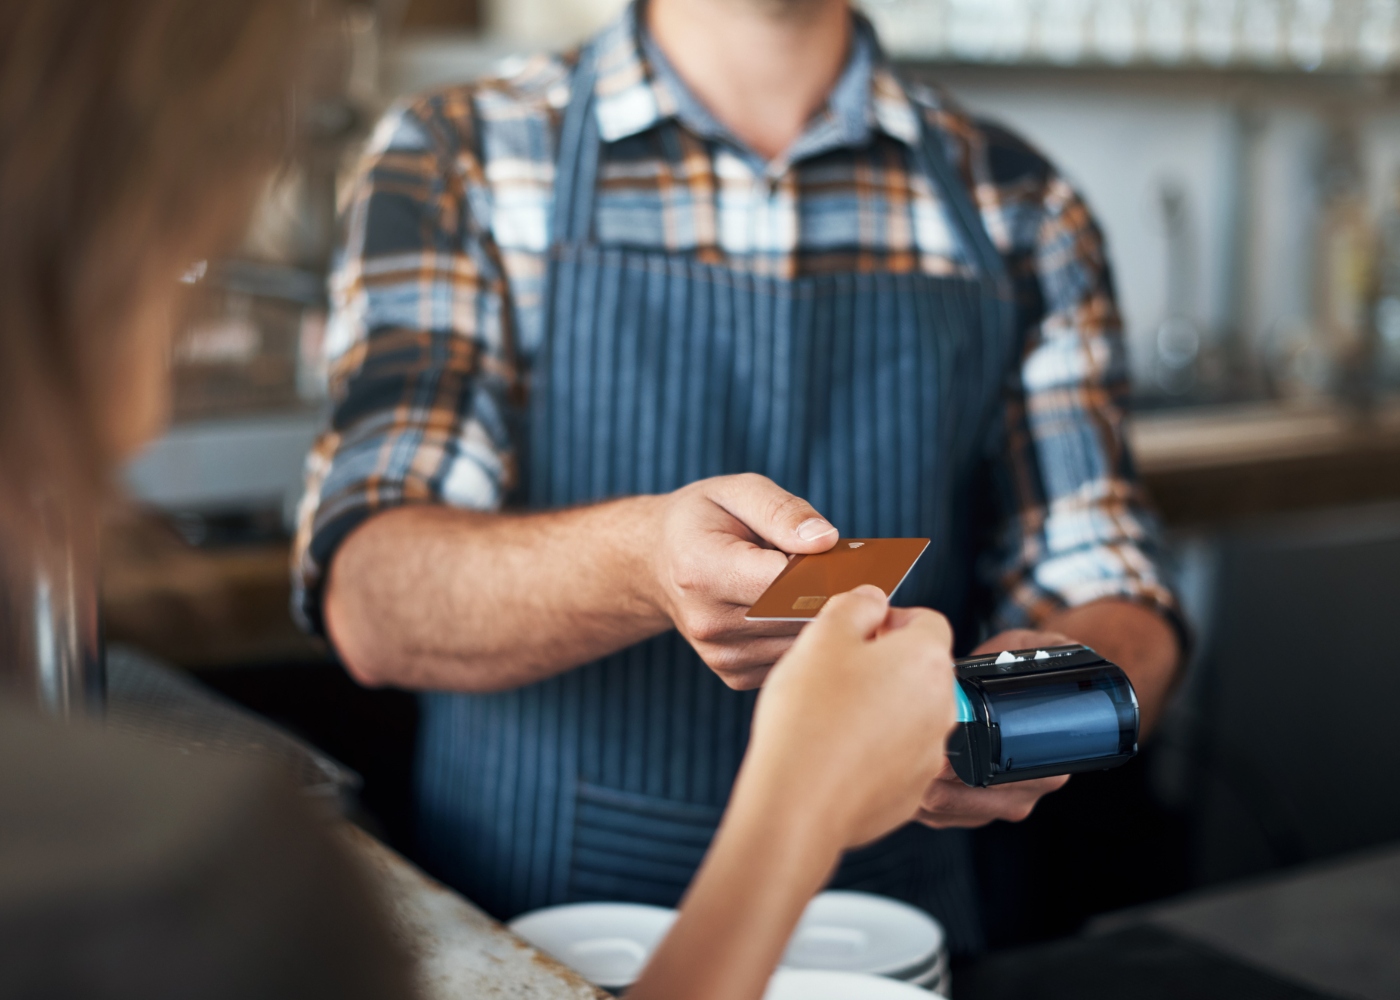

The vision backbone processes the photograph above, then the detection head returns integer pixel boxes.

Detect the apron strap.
[902,89,1020,461]
[551,45,603,246]
[905,96,1013,294]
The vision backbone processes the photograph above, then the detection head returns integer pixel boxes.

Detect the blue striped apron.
[417,45,1016,955]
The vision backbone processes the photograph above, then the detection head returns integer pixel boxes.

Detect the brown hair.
[0,0,326,553]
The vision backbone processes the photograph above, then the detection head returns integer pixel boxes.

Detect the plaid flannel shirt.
[293,4,1181,639]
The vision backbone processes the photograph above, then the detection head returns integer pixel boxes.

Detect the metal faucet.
[0,500,104,720]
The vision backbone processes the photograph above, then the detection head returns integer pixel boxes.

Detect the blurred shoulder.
[903,79,1100,258]
[903,80,1055,190]
[364,49,576,163]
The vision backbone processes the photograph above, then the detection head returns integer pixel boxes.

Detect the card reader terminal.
[947,644,1139,787]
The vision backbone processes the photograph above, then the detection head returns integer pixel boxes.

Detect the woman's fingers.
[809,584,890,640]
[877,605,953,650]
[812,594,953,651]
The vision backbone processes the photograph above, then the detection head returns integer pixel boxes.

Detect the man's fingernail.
[796,518,836,541]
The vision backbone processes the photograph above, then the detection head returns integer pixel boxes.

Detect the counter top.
[1130,399,1400,527]
[1093,844,1400,1000]
[103,511,327,668]
[105,639,605,998]
[1129,400,1400,472]
[957,844,1400,999]
[343,826,609,1000]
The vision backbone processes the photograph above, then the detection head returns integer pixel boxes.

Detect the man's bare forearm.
[324,499,671,692]
[1043,598,1181,734]
[323,473,843,694]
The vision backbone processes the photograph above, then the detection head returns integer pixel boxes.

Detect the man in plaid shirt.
[295,0,1182,946]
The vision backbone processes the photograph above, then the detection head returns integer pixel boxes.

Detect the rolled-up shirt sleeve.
[981,161,1184,641]
[293,95,516,634]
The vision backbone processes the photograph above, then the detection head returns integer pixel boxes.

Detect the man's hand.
[325,473,839,694]
[645,474,840,690]
[916,627,1072,829]
[916,761,1069,828]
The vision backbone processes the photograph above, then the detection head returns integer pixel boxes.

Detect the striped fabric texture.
[293,3,1181,638]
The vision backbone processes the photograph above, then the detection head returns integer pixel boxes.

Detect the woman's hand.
[741,585,959,849]
[628,587,959,1000]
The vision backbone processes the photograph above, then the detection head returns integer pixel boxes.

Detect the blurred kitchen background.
[109,0,1400,951]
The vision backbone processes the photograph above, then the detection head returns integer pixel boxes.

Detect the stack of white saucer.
[765,969,936,999]
[780,891,949,995]
[509,902,677,993]
[509,890,949,996]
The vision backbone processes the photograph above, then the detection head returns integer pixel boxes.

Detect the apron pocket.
[568,782,723,907]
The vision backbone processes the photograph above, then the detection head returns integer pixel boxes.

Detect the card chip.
[792,596,828,611]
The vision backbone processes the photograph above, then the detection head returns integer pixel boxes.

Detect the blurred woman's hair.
[0,0,324,552]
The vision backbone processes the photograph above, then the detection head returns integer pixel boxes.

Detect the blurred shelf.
[1131,399,1400,527]
[102,512,328,671]
[124,412,324,514]
[865,0,1400,82]
[385,32,1400,106]
[897,58,1400,108]
[384,33,531,96]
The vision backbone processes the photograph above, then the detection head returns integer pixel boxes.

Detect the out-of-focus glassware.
[1357,0,1400,66]
[1197,0,1241,64]
[861,0,947,60]
[1370,170,1400,390]
[1289,0,1333,69]
[1266,318,1334,397]
[1143,0,1191,62]
[1091,0,1141,63]
[1040,0,1094,63]
[1315,127,1376,404]
[949,0,1030,61]
[858,0,1395,68]
[0,498,103,721]
[1240,0,1287,63]
[1151,180,1206,396]
[172,263,327,422]
[1328,0,1368,66]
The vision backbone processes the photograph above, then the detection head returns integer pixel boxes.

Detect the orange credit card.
[744,538,931,621]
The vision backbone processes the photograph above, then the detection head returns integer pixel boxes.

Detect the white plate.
[766,969,937,999]
[781,891,945,978]
[508,902,677,988]
[909,951,948,986]
[910,963,948,995]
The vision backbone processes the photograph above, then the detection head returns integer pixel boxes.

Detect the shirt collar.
[591,2,923,164]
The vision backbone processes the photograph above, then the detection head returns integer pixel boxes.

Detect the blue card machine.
[947,644,1139,787]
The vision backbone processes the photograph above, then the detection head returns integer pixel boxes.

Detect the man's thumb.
[706,473,838,554]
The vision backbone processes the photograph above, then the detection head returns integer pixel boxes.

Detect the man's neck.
[645,0,852,164]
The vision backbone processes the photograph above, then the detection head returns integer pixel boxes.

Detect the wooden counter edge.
[341,826,610,1000]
